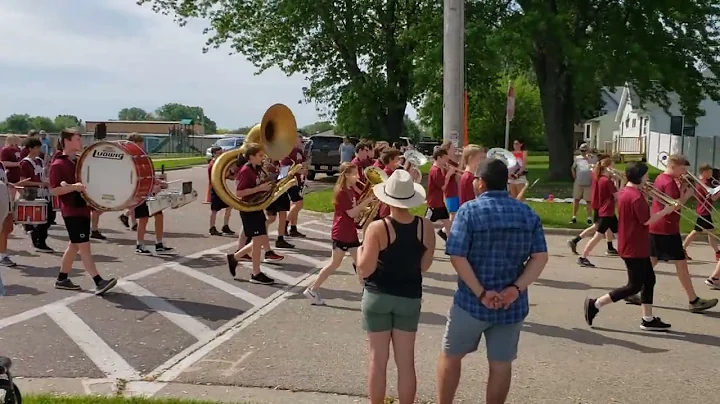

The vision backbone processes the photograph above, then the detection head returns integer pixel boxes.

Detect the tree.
[2,114,32,133]
[54,114,83,130]
[137,0,441,142]
[401,116,423,143]
[118,107,151,121]
[479,0,720,180]
[300,121,335,135]
[155,103,217,134]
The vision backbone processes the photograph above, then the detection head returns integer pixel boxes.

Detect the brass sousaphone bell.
[210,104,302,212]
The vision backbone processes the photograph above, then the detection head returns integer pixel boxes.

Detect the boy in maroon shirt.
[226,143,284,285]
[351,142,373,187]
[280,133,307,238]
[49,129,117,295]
[681,164,720,260]
[636,155,717,312]
[1,135,22,200]
[584,162,675,330]
[19,137,55,252]
[377,148,402,218]
[426,148,452,241]
[207,146,236,236]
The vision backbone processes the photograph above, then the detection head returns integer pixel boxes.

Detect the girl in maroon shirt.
[303,163,374,305]
[681,164,720,261]
[578,155,619,267]
[458,144,486,205]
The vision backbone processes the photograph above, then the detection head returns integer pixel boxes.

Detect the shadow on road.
[103,293,244,323]
[593,326,720,348]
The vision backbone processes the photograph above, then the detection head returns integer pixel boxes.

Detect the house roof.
[614,83,643,123]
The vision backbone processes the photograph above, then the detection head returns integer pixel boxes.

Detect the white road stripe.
[293,236,334,251]
[0,241,239,331]
[44,304,140,380]
[119,281,214,340]
[282,251,325,266]
[168,263,265,306]
[258,265,301,285]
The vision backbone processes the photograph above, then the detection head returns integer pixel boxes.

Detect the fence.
[646,131,720,172]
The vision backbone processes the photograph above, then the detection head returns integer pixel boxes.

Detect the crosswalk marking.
[282,251,325,266]
[168,263,265,306]
[44,304,140,380]
[119,281,214,340]
[258,265,302,285]
[294,236,334,251]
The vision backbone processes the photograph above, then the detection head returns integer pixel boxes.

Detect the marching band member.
[49,129,117,294]
[584,162,675,330]
[351,142,373,187]
[0,162,18,267]
[458,145,485,206]
[682,163,720,260]
[426,148,452,241]
[440,141,460,225]
[90,210,107,240]
[207,146,236,236]
[226,143,283,285]
[377,148,402,218]
[18,137,54,253]
[507,139,528,199]
[281,133,307,238]
[127,134,174,255]
[264,158,294,249]
[706,259,720,289]
[577,154,619,267]
[1,135,22,201]
[303,163,374,305]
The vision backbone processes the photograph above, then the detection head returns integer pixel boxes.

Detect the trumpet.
[355,166,388,230]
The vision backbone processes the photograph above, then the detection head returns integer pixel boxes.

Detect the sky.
[0,0,416,130]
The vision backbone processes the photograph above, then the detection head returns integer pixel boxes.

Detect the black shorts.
[332,240,361,251]
[288,185,304,202]
[593,209,600,223]
[210,191,229,212]
[240,210,267,237]
[266,192,291,215]
[64,216,91,244]
[650,233,685,262]
[425,206,450,222]
[134,201,160,219]
[694,214,714,231]
[596,215,618,234]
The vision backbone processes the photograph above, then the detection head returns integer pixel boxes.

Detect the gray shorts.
[442,304,523,362]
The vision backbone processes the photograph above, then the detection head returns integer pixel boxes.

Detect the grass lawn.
[152,156,207,171]
[23,396,246,404]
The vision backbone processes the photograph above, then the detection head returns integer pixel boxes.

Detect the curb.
[541,226,710,245]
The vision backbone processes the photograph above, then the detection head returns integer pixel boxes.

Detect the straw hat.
[373,169,426,209]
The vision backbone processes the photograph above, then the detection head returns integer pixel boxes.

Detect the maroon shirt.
[649,173,681,235]
[235,163,262,200]
[332,187,359,244]
[1,146,21,183]
[617,186,651,258]
[377,166,397,218]
[596,176,617,217]
[696,180,712,216]
[426,164,445,209]
[49,154,91,218]
[444,172,459,198]
[280,147,306,185]
[459,170,476,205]
[19,158,42,183]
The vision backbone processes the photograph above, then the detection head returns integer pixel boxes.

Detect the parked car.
[205,136,245,161]
[416,140,441,156]
[306,134,345,180]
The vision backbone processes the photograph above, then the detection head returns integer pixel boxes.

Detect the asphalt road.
[0,165,334,381]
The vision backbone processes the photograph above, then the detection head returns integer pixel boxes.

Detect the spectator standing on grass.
[570,143,596,225]
[339,136,355,163]
[437,158,548,404]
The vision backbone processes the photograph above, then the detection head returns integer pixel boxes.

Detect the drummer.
[127,133,174,255]
[19,137,54,253]
[0,162,17,268]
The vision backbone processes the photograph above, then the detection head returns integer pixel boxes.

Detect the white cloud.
[0,0,417,131]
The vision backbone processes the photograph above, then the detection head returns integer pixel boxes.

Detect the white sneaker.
[303,288,326,305]
[705,278,720,290]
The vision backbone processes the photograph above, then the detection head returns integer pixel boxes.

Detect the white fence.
[646,131,720,172]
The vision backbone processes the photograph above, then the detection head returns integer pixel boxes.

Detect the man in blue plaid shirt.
[436,158,548,404]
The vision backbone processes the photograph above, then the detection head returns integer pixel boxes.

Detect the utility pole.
[443,0,464,148]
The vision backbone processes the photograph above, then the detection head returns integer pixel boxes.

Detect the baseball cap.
[579,143,588,151]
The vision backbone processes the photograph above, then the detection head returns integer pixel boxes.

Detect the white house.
[582,87,623,152]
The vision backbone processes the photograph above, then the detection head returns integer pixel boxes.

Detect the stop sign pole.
[443,0,464,148]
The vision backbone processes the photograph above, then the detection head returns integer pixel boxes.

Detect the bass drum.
[76,141,155,211]
[0,182,9,222]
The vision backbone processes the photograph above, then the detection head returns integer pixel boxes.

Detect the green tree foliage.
[0,114,84,133]
[300,121,335,135]
[137,0,441,142]
[154,103,217,134]
[118,107,151,121]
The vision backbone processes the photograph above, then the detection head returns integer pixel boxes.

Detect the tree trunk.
[533,48,576,181]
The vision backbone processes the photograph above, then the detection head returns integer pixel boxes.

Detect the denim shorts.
[442,304,523,362]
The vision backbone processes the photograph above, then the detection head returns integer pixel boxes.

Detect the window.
[310,136,343,150]
[683,126,696,137]
[631,118,636,128]
[214,138,237,147]
[643,118,649,135]
[625,118,630,128]
[584,124,591,141]
[670,116,684,135]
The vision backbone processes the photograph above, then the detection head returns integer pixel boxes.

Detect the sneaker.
[135,245,152,255]
[55,278,81,291]
[437,230,448,242]
[250,272,275,285]
[35,244,55,253]
[226,254,239,277]
[155,243,174,253]
[275,238,295,249]
[606,248,618,256]
[288,228,306,238]
[303,288,326,306]
[684,249,692,260]
[119,214,129,228]
[586,218,593,225]
[567,239,578,255]
[577,257,595,267]
[705,278,720,290]
[624,294,641,305]
[640,317,671,331]
[570,217,577,224]
[584,298,599,326]
[239,254,252,262]
[0,256,17,267]
[221,225,236,236]
[209,226,222,236]
[264,251,284,262]
[689,297,719,313]
[95,278,118,296]
[131,224,138,231]
[90,230,107,240]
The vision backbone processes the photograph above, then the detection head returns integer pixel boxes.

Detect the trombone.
[679,171,720,215]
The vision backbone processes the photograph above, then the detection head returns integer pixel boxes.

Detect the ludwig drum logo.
[92,148,125,160]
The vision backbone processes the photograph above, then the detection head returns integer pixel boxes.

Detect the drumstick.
[163,179,184,184]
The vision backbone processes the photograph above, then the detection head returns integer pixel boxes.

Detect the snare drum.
[14,199,48,225]
[77,141,155,211]
[51,195,61,211]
